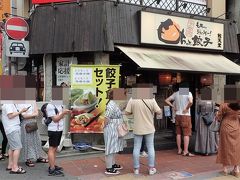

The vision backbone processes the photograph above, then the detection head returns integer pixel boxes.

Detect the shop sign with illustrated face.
[141,11,224,50]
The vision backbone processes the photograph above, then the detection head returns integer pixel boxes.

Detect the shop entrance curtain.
[116,46,240,74]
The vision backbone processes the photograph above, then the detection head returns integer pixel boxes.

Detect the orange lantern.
[159,73,172,85]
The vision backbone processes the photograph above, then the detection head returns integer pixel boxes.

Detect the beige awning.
[116,46,240,74]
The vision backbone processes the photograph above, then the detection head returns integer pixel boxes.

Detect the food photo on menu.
[69,88,105,133]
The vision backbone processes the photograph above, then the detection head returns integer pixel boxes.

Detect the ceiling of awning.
[116,46,240,74]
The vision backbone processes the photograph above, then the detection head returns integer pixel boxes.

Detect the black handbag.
[202,113,214,126]
[25,122,38,133]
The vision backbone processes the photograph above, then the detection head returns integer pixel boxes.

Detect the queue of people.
[103,84,240,178]
[0,101,71,176]
[0,84,239,178]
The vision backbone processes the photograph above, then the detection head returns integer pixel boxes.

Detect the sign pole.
[8,56,11,75]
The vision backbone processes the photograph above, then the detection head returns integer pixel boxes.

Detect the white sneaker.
[140,151,148,158]
[149,168,157,175]
[134,169,139,175]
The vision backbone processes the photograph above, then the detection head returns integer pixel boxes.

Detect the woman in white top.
[19,102,48,167]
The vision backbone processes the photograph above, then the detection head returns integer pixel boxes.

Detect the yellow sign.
[70,65,120,133]
[0,0,11,21]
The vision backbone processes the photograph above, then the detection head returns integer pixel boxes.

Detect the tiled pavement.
[59,149,225,180]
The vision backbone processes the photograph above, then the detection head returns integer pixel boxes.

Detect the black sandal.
[36,158,48,163]
[10,167,26,174]
[0,154,5,161]
[25,160,35,167]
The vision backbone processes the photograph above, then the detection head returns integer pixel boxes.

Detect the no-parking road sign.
[4,17,29,40]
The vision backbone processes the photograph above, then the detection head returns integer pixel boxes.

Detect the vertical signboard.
[56,57,77,86]
[70,65,120,133]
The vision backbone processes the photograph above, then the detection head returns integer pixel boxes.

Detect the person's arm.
[124,99,132,115]
[22,103,39,119]
[182,95,193,114]
[51,109,71,123]
[165,94,176,112]
[153,99,162,115]
[7,108,28,119]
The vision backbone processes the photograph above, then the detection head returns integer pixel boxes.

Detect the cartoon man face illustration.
[158,19,182,44]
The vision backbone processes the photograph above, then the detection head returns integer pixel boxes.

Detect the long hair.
[228,102,240,111]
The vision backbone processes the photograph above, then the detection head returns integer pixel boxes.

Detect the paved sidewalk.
[59,149,224,180]
[0,149,235,180]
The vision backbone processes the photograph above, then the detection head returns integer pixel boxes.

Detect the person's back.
[127,99,159,135]
[125,98,161,175]
[171,91,192,116]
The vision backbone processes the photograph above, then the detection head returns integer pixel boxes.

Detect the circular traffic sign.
[5,17,29,40]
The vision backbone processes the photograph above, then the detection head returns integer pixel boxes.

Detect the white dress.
[104,100,124,155]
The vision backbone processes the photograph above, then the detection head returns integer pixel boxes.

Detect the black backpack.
[41,103,59,126]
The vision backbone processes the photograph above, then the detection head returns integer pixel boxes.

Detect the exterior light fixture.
[142,0,161,10]
[190,7,211,18]
[51,3,57,9]
[77,0,83,6]
[114,0,120,6]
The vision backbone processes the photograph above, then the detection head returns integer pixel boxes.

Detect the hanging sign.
[56,57,77,86]
[141,11,224,50]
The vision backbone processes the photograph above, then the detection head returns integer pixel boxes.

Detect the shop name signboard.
[70,65,120,133]
[141,11,224,50]
[32,0,73,4]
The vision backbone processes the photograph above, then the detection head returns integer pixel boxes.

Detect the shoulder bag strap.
[142,99,153,114]
[14,104,19,112]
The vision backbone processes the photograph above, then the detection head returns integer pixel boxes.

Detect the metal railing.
[119,0,208,16]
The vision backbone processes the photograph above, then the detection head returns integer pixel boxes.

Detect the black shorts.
[48,131,62,147]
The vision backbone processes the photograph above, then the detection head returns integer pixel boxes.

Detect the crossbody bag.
[142,99,153,115]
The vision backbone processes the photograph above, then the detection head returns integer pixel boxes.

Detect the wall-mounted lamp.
[51,3,57,9]
[114,0,120,6]
[229,20,237,25]
[177,2,187,11]
[142,0,161,10]
[168,2,187,15]
[190,7,211,18]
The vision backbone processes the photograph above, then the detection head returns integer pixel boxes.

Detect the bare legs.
[7,149,21,171]
[176,135,190,154]
[48,146,57,169]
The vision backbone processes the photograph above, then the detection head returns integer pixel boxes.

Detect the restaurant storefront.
[29,0,240,150]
